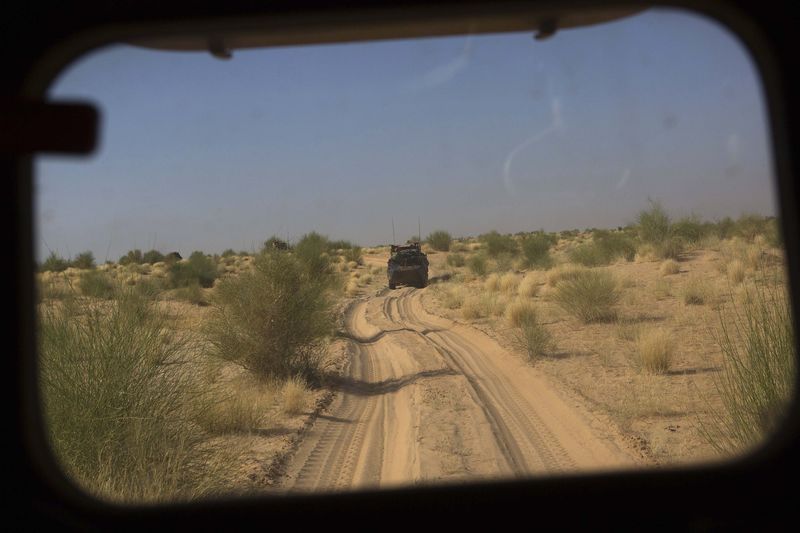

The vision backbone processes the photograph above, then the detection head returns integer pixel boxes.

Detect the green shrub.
[467,253,488,276]
[570,230,636,266]
[569,244,606,267]
[713,216,736,239]
[168,251,218,289]
[703,277,795,454]
[40,251,69,273]
[552,269,619,323]
[654,236,685,260]
[671,215,706,245]
[71,251,96,270]
[79,270,117,299]
[446,253,466,267]
[426,230,452,252]
[479,231,518,257]
[734,213,771,242]
[40,292,223,502]
[637,200,671,245]
[293,232,332,276]
[205,251,336,381]
[520,233,554,269]
[492,252,515,272]
[118,249,143,265]
[142,249,166,264]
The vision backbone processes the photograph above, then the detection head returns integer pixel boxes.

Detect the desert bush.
[118,249,143,265]
[294,231,332,275]
[446,253,466,267]
[492,253,515,272]
[41,251,69,273]
[40,292,223,502]
[168,251,218,289]
[636,328,674,374]
[637,200,671,244]
[654,236,685,260]
[660,259,680,276]
[571,230,637,267]
[79,270,117,299]
[71,251,96,270]
[142,249,166,264]
[427,230,452,252]
[734,213,772,242]
[467,253,488,276]
[206,250,335,381]
[511,306,553,363]
[552,269,619,323]
[520,233,554,269]
[671,215,706,245]
[221,249,237,258]
[480,231,518,257]
[703,276,795,454]
[568,244,604,267]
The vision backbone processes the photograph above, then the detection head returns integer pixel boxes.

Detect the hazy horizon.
[35,7,777,262]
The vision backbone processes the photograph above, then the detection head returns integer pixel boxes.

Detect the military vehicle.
[387,242,429,289]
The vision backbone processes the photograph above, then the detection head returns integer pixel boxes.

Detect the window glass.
[35,8,793,503]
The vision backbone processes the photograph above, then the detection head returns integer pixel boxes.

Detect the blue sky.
[35,7,776,261]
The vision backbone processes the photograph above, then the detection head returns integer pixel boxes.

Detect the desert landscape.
[37,203,794,502]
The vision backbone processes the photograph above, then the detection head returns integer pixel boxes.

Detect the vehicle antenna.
[418,216,421,243]
[392,217,396,246]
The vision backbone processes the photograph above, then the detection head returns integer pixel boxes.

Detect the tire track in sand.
[280,287,638,492]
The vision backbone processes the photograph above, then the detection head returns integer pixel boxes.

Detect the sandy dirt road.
[279,286,639,492]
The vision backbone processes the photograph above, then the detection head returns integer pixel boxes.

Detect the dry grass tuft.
[552,269,619,323]
[636,328,674,374]
[197,380,273,435]
[499,272,520,294]
[680,275,711,305]
[517,273,540,297]
[547,263,588,287]
[462,294,506,319]
[507,299,538,328]
[727,260,746,285]
[660,259,680,276]
[484,273,501,292]
[281,376,309,415]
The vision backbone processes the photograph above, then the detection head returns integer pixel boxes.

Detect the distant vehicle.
[387,242,429,289]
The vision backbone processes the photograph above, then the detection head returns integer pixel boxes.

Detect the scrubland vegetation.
[38,232,364,502]
[38,201,793,499]
[425,205,793,463]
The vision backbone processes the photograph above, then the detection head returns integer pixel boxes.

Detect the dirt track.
[280,286,639,492]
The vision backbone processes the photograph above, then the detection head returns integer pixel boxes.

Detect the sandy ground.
[277,282,640,493]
